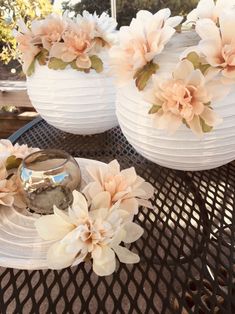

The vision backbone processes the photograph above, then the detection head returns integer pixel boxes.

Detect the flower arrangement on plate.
[0,141,154,276]
[110,1,235,171]
[35,159,154,276]
[14,12,118,135]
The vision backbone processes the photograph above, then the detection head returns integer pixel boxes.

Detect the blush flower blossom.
[145,60,228,135]
[195,10,235,80]
[13,19,41,73]
[109,9,183,87]
[186,0,235,25]
[50,21,95,69]
[0,139,39,166]
[83,160,154,217]
[35,191,143,276]
[31,15,67,50]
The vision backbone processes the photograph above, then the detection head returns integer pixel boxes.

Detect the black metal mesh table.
[1,117,235,313]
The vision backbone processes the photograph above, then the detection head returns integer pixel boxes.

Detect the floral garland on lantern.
[109,1,235,136]
[13,11,117,76]
[0,142,154,276]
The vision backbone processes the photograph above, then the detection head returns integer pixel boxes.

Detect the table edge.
[8,116,42,144]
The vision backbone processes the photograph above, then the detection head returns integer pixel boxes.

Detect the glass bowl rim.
[22,149,72,172]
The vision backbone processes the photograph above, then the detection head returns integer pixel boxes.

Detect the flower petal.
[187,115,203,136]
[113,245,140,264]
[121,167,137,186]
[196,19,221,43]
[108,160,120,175]
[35,214,74,241]
[72,191,88,218]
[47,242,77,269]
[173,59,194,81]
[123,222,144,243]
[165,16,183,28]
[200,106,222,126]
[136,181,154,199]
[54,206,73,224]
[91,191,111,210]
[0,195,14,207]
[83,182,103,199]
[219,10,235,45]
[93,246,116,276]
[93,257,116,276]
[120,198,139,215]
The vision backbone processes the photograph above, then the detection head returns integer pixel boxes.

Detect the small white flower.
[35,191,143,276]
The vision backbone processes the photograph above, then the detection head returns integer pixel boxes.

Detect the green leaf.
[182,119,190,128]
[186,52,201,69]
[135,62,159,91]
[90,55,103,73]
[70,60,85,71]
[48,57,69,70]
[200,63,210,75]
[6,156,22,170]
[148,105,161,114]
[200,117,213,133]
[26,58,36,76]
[186,52,210,74]
[36,49,49,65]
[175,25,182,33]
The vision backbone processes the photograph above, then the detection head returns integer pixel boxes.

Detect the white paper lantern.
[27,60,118,135]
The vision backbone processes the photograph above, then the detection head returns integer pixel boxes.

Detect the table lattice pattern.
[0,119,234,313]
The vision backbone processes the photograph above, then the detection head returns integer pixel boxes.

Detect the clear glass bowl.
[18,149,81,214]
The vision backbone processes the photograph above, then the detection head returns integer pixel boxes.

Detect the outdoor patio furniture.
[0,117,234,313]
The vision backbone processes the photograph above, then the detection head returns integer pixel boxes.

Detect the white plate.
[0,158,105,270]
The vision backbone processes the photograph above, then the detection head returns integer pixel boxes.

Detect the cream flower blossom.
[31,15,67,50]
[75,11,117,48]
[35,191,143,275]
[0,139,39,165]
[13,19,40,73]
[109,9,183,85]
[50,21,95,69]
[195,11,235,80]
[0,167,16,207]
[186,0,235,25]
[145,60,229,135]
[83,160,154,217]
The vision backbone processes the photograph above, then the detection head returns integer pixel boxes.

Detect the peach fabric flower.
[195,10,235,80]
[50,21,95,69]
[75,11,117,49]
[0,139,39,165]
[186,0,235,25]
[0,167,16,207]
[109,9,183,85]
[83,160,154,217]
[31,15,67,50]
[35,191,143,275]
[13,19,40,73]
[145,60,228,135]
